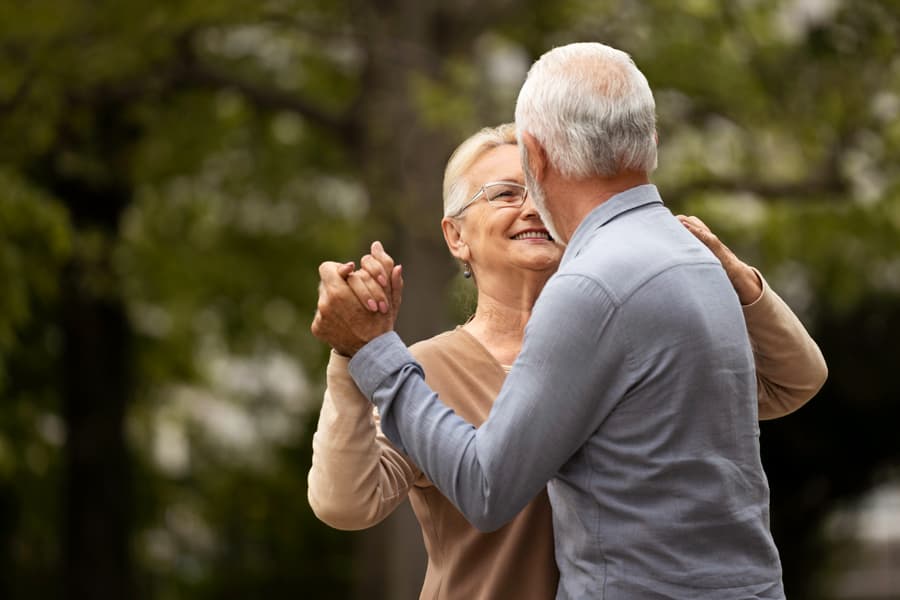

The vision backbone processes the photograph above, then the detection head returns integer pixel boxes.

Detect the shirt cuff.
[328,349,350,369]
[348,331,416,400]
[740,267,767,308]
[325,350,373,413]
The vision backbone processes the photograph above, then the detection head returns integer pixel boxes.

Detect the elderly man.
[313,43,787,599]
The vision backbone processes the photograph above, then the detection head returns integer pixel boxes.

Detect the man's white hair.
[514,42,657,179]
[442,123,517,218]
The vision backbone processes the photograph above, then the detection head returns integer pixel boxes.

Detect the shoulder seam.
[556,258,722,308]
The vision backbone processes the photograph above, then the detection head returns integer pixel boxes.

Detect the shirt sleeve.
[307,351,422,530]
[349,274,630,531]
[742,270,828,420]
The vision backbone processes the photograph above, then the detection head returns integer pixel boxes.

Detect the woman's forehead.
[469,144,523,183]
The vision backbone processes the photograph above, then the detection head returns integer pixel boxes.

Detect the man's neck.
[553,171,651,243]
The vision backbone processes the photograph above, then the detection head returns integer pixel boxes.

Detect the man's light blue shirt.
[349,185,784,599]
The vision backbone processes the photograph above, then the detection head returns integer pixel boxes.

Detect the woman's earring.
[463,263,472,279]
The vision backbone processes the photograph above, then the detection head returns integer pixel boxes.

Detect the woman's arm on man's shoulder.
[678,215,828,419]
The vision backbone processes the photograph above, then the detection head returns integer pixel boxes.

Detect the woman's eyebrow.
[493,175,525,183]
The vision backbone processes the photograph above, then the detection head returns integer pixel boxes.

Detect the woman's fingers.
[370,241,396,287]
[360,253,389,290]
[677,214,722,252]
[678,214,709,231]
[336,241,399,314]
[346,268,389,313]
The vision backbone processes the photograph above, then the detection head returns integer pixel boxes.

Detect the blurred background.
[0,0,898,598]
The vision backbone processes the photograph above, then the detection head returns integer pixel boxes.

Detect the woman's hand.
[677,215,762,305]
[338,241,402,315]
[355,241,403,322]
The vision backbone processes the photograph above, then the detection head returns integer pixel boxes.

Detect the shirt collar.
[561,184,663,264]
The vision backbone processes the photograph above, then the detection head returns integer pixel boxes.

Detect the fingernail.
[378,275,387,286]
[367,299,377,312]
[379,301,388,314]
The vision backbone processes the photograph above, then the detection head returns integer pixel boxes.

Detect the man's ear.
[441,217,470,262]
[521,131,548,183]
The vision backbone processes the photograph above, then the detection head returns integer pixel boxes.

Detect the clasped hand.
[311,241,403,356]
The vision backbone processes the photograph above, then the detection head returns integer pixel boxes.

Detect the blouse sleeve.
[743,270,828,420]
[307,351,422,530]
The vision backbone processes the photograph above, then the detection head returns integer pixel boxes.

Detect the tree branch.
[174,32,355,137]
[184,63,349,132]
[666,173,849,205]
[667,122,858,205]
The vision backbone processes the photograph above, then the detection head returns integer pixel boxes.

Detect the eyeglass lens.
[484,183,526,206]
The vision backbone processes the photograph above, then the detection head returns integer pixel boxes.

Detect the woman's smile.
[510,228,553,242]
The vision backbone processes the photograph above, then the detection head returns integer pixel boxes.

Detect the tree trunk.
[61,264,135,600]
[347,4,464,598]
[46,143,137,599]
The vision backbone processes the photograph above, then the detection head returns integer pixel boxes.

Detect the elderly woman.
[307,123,827,599]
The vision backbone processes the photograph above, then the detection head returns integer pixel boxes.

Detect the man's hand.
[310,243,403,356]
[677,215,762,305]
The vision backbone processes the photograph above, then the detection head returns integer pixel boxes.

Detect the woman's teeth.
[512,231,550,240]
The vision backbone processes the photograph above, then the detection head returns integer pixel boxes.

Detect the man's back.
[523,185,783,598]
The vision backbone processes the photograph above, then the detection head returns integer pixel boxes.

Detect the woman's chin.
[509,257,561,273]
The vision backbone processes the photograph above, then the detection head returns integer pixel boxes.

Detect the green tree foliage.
[0,171,70,597]
[0,1,898,598]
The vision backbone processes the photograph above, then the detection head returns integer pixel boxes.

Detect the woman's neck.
[462,269,551,365]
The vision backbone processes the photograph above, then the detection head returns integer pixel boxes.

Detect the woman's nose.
[520,193,540,218]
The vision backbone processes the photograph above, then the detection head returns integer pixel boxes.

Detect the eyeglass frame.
[450,181,529,218]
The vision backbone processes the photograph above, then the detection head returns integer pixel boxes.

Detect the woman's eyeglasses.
[452,181,528,217]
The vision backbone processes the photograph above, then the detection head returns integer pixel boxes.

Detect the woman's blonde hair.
[442,123,517,218]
